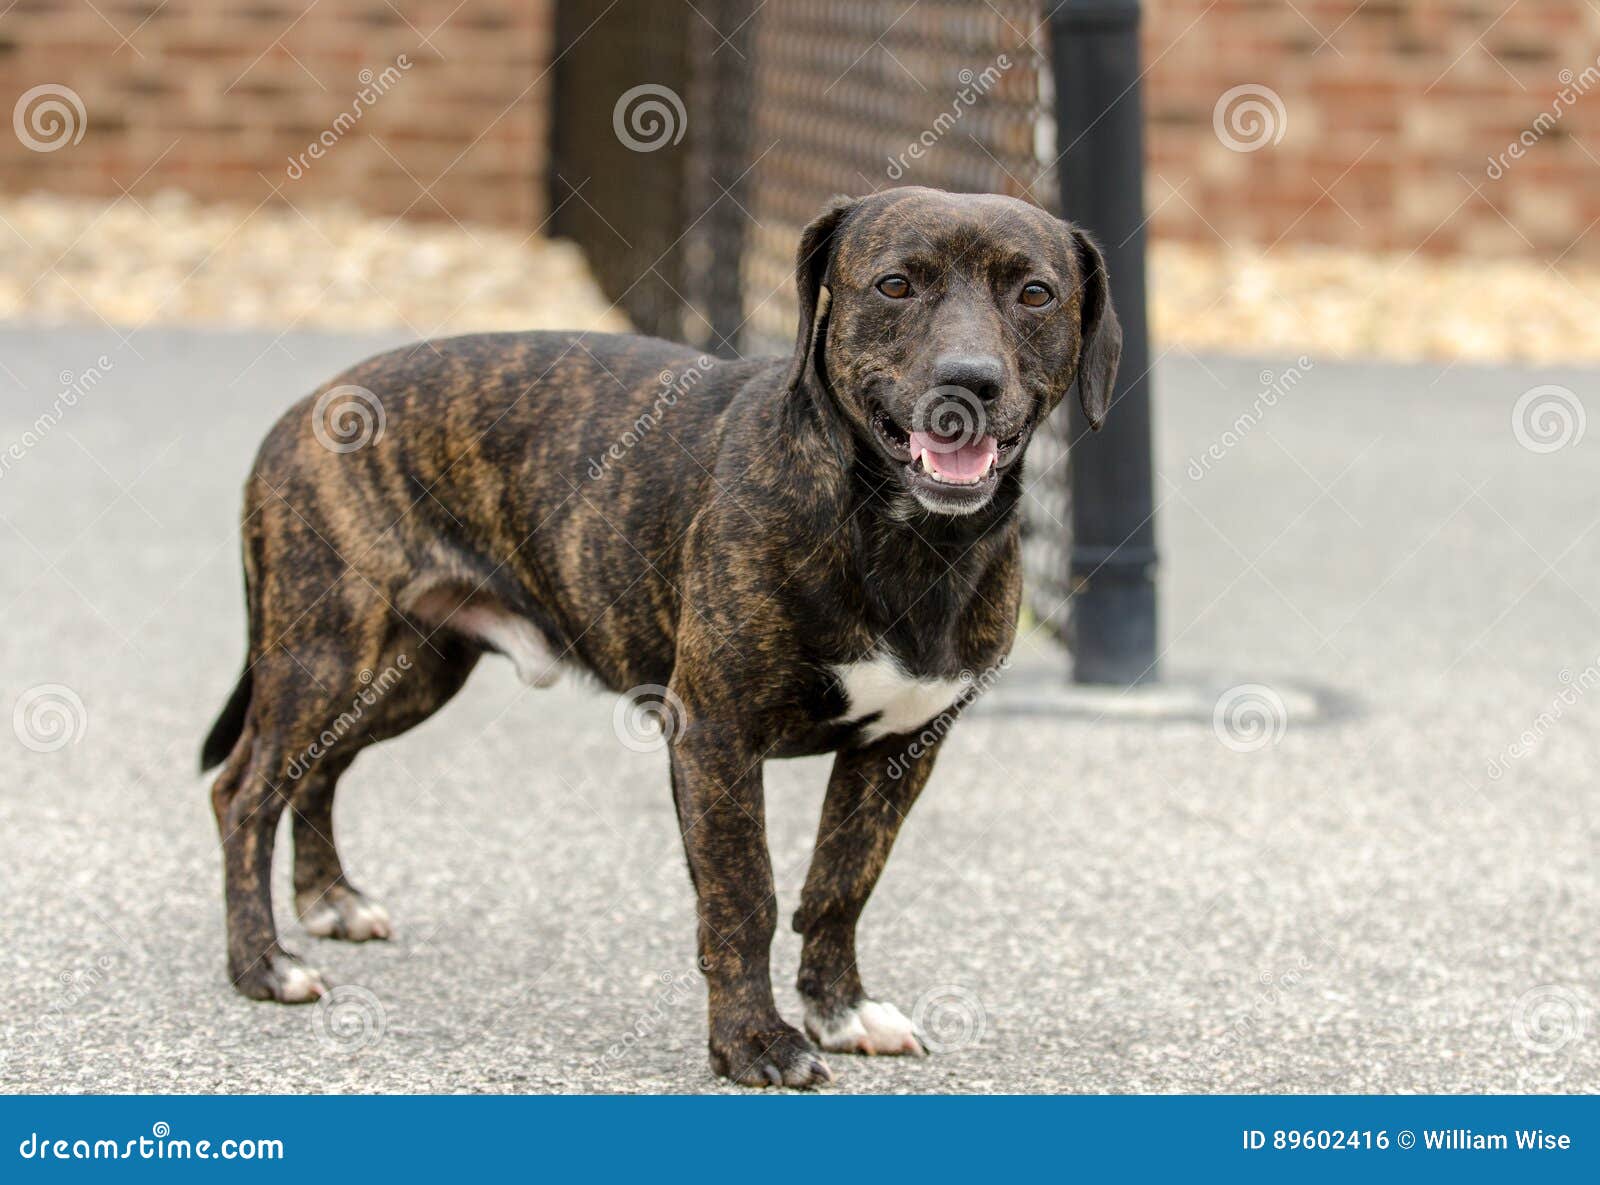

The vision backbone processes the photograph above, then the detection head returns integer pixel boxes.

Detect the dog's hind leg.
[290,758,392,943]
[288,639,477,942]
[213,626,409,1001]
[792,735,942,1057]
[212,716,327,1003]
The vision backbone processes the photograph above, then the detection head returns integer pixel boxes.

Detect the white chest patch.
[833,654,965,742]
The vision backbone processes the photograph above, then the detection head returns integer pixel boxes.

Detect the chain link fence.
[550,0,1076,643]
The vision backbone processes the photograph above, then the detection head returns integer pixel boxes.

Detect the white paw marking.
[805,999,926,1056]
[833,655,964,741]
[300,896,392,941]
[274,963,328,1003]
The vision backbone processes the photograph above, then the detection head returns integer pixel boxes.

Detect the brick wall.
[1142,0,1600,259]
[0,0,551,227]
[1,1,1596,262]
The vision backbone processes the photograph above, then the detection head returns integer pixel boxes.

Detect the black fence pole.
[1051,0,1159,686]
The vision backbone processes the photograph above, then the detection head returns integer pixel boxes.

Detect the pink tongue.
[909,430,998,483]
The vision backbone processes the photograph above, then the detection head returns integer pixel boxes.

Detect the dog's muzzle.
[870,385,1027,513]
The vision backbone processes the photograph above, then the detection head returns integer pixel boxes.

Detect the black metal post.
[1051,0,1159,686]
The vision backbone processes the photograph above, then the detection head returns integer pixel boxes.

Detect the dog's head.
[784,187,1121,517]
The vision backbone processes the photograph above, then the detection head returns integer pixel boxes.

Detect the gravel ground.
[1152,239,1600,365]
[0,325,1597,1094]
[4,191,1599,364]
[0,192,629,338]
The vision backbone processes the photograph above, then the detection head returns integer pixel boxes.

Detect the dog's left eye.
[1019,282,1054,308]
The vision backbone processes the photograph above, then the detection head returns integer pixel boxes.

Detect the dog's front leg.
[668,719,833,1089]
[793,734,942,1057]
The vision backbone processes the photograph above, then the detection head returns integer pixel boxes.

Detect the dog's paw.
[710,1023,834,1089]
[297,888,392,942]
[232,950,329,1004]
[804,998,926,1057]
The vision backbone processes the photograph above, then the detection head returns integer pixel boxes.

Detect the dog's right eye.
[876,275,912,299]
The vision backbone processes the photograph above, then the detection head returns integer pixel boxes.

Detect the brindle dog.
[201,186,1120,1088]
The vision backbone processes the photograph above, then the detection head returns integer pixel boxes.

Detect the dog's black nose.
[932,355,1005,402]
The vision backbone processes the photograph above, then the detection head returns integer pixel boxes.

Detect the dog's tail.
[200,666,252,773]
[201,535,259,774]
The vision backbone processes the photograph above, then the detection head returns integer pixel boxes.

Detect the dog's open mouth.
[871,406,1025,510]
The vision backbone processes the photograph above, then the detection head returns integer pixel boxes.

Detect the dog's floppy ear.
[1066,225,1122,430]
[784,195,859,396]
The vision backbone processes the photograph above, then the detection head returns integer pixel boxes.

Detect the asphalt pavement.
[1,325,1596,1093]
